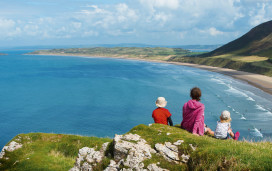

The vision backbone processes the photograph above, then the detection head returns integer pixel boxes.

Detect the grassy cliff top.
[1,124,271,170]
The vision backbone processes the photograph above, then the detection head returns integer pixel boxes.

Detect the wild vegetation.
[1,124,271,170]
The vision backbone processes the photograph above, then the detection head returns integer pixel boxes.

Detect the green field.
[1,124,272,170]
[29,47,272,76]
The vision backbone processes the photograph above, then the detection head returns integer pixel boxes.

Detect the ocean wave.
[249,127,263,138]
[240,115,246,120]
[210,78,226,85]
[246,97,255,101]
[255,104,267,111]
[225,84,256,103]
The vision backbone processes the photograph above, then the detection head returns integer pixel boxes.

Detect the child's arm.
[228,128,235,139]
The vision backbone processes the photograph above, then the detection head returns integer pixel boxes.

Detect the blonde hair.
[220,110,232,123]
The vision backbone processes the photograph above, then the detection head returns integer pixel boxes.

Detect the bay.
[1,50,272,148]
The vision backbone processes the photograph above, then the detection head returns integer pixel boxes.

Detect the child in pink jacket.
[181,87,213,136]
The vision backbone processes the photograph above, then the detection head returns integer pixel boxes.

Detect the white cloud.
[0,19,22,38]
[249,3,270,26]
[139,0,179,10]
[83,30,98,37]
[154,12,170,23]
[209,27,224,36]
[0,0,271,45]
[0,18,15,29]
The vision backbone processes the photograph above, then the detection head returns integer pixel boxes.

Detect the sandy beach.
[32,53,272,95]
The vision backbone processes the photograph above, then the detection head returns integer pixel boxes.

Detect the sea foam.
[250,128,263,138]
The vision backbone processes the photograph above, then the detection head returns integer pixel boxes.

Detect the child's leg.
[228,129,240,140]
[204,125,214,136]
[229,131,235,139]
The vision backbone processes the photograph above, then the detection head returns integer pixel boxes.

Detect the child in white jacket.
[214,110,240,140]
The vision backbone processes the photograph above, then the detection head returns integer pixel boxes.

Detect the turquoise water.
[1,50,272,148]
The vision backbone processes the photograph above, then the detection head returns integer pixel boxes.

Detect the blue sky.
[0,0,272,47]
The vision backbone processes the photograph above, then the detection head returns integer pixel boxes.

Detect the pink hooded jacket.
[181,99,205,135]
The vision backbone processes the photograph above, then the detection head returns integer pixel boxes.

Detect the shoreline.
[31,53,272,95]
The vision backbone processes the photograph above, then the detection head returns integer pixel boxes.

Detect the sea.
[1,49,272,148]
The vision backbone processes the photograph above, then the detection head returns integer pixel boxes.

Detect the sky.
[0,0,272,47]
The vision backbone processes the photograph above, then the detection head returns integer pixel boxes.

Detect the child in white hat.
[152,97,173,126]
[214,110,240,140]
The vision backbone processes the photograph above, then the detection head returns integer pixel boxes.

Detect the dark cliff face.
[201,20,272,57]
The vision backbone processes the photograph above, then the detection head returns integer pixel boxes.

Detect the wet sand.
[32,53,272,95]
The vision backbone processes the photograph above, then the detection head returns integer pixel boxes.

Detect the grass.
[210,54,268,62]
[169,55,272,76]
[29,47,190,61]
[1,125,271,170]
[0,133,111,171]
[129,124,272,170]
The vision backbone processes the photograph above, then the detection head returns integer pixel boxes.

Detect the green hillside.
[202,20,272,58]
[1,124,272,170]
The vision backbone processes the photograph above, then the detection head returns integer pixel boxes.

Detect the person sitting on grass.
[181,87,213,136]
[152,97,173,126]
[212,110,240,140]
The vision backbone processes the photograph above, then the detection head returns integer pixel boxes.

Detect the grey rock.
[173,140,184,146]
[70,142,109,171]
[113,133,155,170]
[155,143,179,162]
[0,141,23,159]
[165,142,178,153]
[181,154,190,163]
[189,144,196,151]
[82,162,92,171]
[104,160,119,171]
[147,163,169,171]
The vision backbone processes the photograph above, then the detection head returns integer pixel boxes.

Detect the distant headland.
[27,20,272,94]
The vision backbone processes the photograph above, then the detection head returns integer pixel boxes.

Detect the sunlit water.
[1,50,272,148]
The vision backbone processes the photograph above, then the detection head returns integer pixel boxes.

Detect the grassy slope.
[0,133,111,171]
[1,124,272,170]
[202,20,272,58]
[182,20,272,76]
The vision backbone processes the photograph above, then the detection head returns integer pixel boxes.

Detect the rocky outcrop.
[113,133,156,169]
[70,133,194,170]
[0,141,23,159]
[69,142,109,171]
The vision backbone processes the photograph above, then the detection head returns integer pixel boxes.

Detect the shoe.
[234,132,240,140]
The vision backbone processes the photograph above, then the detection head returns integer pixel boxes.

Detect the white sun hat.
[220,110,232,123]
[155,97,167,108]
